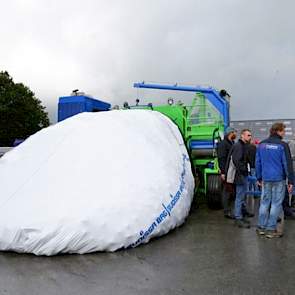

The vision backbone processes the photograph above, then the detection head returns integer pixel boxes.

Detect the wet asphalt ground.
[1,199,295,295]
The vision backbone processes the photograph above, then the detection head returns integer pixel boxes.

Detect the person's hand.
[221,174,225,181]
[288,184,293,194]
[257,180,263,187]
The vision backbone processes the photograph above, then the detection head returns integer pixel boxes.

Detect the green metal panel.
[125,92,226,201]
[152,105,187,134]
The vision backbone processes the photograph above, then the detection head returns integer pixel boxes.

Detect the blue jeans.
[248,168,258,194]
[235,176,248,220]
[258,181,286,230]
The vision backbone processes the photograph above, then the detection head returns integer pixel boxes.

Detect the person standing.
[247,139,258,177]
[245,139,259,210]
[217,127,237,219]
[256,123,294,238]
[282,138,295,219]
[226,129,252,228]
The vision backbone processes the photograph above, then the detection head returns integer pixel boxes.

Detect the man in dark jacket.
[282,139,295,218]
[217,127,237,218]
[245,140,258,199]
[246,140,257,173]
[256,123,294,238]
[226,129,252,228]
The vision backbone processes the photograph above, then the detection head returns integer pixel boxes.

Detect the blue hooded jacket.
[256,134,294,184]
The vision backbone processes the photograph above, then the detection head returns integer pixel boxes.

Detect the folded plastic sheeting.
[0,110,194,255]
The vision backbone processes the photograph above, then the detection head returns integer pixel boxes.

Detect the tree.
[0,71,50,146]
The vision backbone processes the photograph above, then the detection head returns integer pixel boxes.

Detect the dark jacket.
[256,134,294,184]
[217,136,234,174]
[246,143,256,169]
[226,139,249,185]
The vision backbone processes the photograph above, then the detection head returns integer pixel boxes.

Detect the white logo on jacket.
[266,144,279,150]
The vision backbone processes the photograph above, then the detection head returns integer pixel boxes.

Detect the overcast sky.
[0,0,294,123]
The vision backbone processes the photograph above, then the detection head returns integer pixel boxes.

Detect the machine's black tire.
[207,174,223,209]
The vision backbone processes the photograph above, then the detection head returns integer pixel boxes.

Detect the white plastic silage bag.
[0,110,194,255]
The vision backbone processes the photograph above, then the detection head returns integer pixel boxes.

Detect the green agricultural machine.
[130,82,231,208]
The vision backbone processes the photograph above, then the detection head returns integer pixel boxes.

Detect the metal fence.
[231,119,295,142]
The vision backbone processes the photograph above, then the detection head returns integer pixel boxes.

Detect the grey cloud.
[0,0,294,123]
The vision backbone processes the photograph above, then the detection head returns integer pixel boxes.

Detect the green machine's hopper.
[131,82,231,209]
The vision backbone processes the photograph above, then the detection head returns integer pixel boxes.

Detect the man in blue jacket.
[256,123,294,238]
